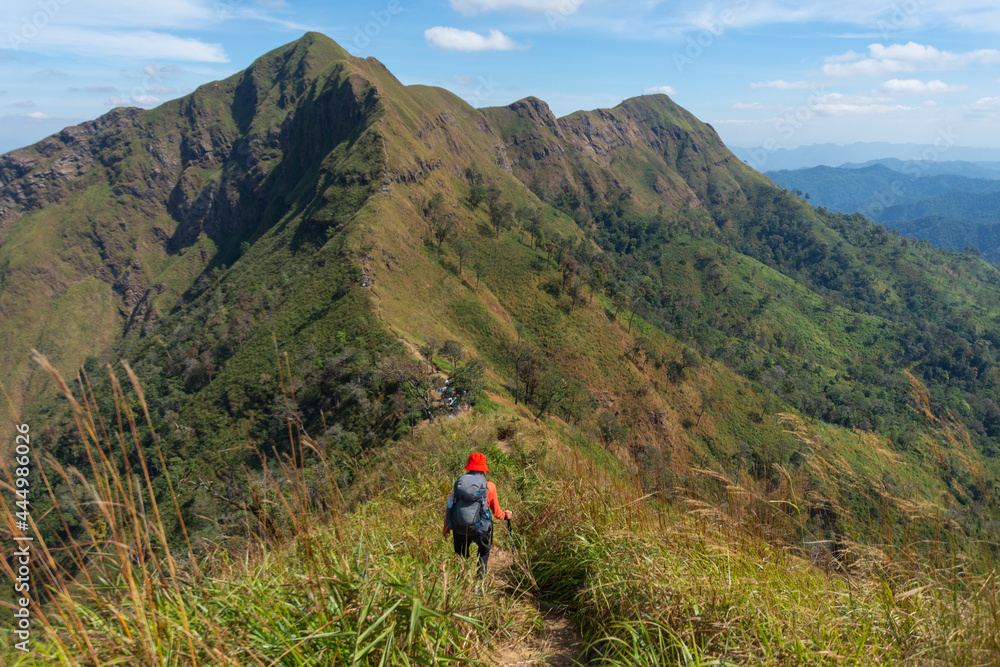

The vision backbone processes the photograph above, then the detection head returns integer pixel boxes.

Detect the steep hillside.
[0,33,381,418]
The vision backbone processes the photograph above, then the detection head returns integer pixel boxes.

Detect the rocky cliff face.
[481,94,752,212]
[0,34,388,414]
[0,114,115,232]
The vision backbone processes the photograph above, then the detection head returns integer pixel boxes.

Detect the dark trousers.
[453,526,492,576]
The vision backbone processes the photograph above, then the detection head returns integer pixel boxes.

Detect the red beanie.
[464,452,489,472]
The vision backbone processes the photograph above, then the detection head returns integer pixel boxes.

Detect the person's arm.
[487,482,510,521]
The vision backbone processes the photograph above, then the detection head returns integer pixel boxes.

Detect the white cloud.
[811,101,914,115]
[109,94,162,107]
[0,0,213,32]
[880,78,967,94]
[0,0,317,61]
[425,27,526,51]
[732,101,766,109]
[27,111,49,119]
[952,9,1000,32]
[817,104,907,115]
[808,91,893,105]
[824,42,1000,77]
[749,80,818,90]
[643,85,676,95]
[973,96,1000,109]
[3,0,306,32]
[451,75,477,85]
[7,26,228,61]
[143,64,182,78]
[71,85,118,93]
[963,96,1000,120]
[712,119,761,126]
[824,50,862,64]
[449,0,584,15]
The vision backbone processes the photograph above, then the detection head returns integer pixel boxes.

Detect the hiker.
[443,452,511,577]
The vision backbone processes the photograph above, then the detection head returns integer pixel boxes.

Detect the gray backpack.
[448,473,492,536]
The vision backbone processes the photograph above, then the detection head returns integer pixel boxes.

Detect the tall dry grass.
[2,351,999,665]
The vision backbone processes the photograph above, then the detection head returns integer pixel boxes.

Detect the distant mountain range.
[731,142,1000,171]
[840,158,1000,180]
[767,163,1000,263]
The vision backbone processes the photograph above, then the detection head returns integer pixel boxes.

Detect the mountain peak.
[506,96,560,129]
[242,31,352,82]
[290,31,352,62]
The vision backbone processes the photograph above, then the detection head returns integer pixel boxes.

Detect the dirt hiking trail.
[486,543,586,666]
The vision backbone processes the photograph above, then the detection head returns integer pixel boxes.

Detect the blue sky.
[2,0,999,157]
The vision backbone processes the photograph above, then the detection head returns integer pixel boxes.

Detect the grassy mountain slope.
[2,30,1000,603]
[0,33,380,419]
[6,31,1000,664]
[4,369,1000,665]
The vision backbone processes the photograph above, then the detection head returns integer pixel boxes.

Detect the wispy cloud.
[750,80,818,90]
[449,0,584,15]
[12,100,36,108]
[807,92,912,115]
[109,94,162,107]
[33,28,228,61]
[0,0,309,61]
[70,86,119,93]
[824,42,1000,77]
[880,78,966,94]
[972,96,1000,109]
[425,27,527,51]
[964,96,1000,120]
[644,85,677,95]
